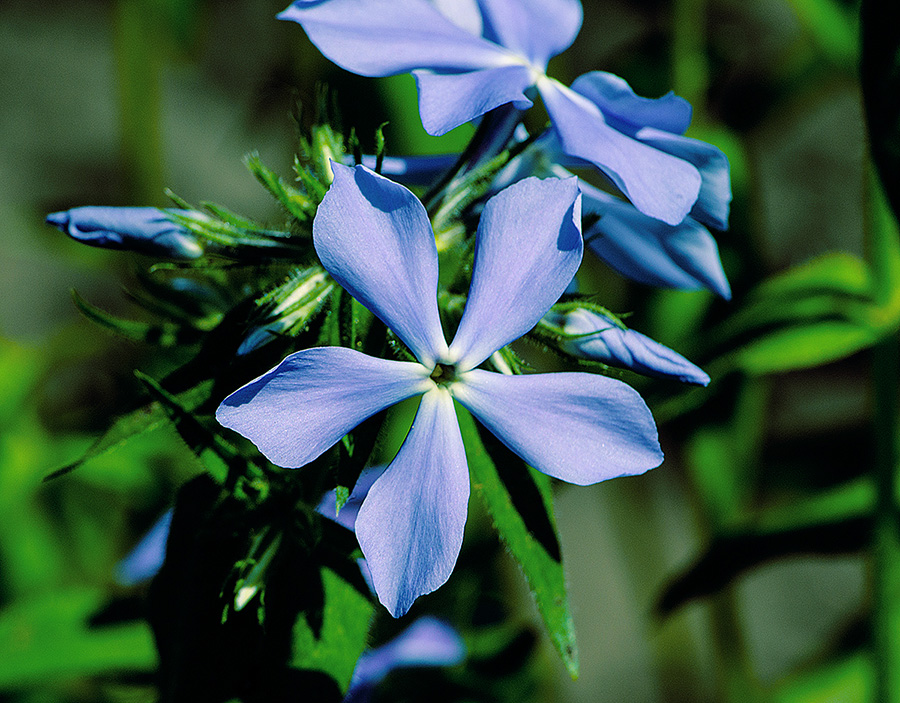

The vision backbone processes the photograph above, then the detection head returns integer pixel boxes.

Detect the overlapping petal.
[636,127,732,230]
[317,464,388,531]
[359,154,457,186]
[452,369,663,485]
[314,163,449,366]
[546,309,710,385]
[538,79,702,226]
[569,71,693,136]
[46,206,202,259]
[278,0,514,76]
[216,347,431,469]
[449,177,582,371]
[477,0,582,68]
[355,389,469,617]
[580,182,731,298]
[414,65,533,136]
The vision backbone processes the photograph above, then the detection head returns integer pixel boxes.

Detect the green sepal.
[244,151,317,222]
[71,289,199,347]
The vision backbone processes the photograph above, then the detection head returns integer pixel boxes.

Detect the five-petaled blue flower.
[279,0,730,227]
[216,163,663,616]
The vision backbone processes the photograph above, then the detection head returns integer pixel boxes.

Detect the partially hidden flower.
[46,206,203,259]
[542,308,710,385]
[279,0,730,226]
[114,509,174,587]
[216,163,663,616]
[345,616,465,703]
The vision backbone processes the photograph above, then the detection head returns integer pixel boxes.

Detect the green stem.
[872,330,900,703]
[672,0,709,112]
[113,0,166,205]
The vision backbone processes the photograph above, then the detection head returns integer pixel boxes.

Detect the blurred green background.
[0,0,881,701]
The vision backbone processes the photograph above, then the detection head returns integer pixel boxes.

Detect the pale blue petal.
[449,177,582,372]
[315,163,449,366]
[355,388,469,617]
[346,617,465,702]
[414,65,533,136]
[569,71,692,136]
[216,347,430,469]
[432,0,483,36]
[636,127,732,230]
[114,509,173,586]
[278,0,513,76]
[477,0,582,67]
[580,182,731,298]
[546,309,710,385]
[359,154,458,186]
[316,465,387,531]
[46,207,202,259]
[538,80,702,225]
[452,369,663,485]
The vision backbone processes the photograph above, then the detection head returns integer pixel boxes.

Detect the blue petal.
[449,177,582,372]
[46,207,202,259]
[581,182,731,299]
[432,0,483,36]
[359,154,458,187]
[315,163,449,366]
[316,465,388,532]
[278,0,514,76]
[538,80,702,225]
[569,71,693,137]
[452,369,663,485]
[546,309,710,385]
[414,65,533,136]
[216,347,430,469]
[346,617,465,702]
[477,0,582,68]
[355,388,469,617]
[114,509,173,586]
[636,127,732,230]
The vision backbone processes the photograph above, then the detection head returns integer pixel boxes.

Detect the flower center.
[429,362,458,387]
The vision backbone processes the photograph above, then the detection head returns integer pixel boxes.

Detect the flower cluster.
[49,0,732,682]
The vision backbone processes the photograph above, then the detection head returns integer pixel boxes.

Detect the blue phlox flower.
[543,308,710,386]
[279,0,727,226]
[46,206,203,260]
[114,509,174,586]
[345,616,465,703]
[216,163,663,616]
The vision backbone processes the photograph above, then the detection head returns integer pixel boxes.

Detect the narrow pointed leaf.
[455,406,579,678]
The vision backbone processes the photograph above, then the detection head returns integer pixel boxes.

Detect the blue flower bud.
[46,206,203,259]
[546,308,710,385]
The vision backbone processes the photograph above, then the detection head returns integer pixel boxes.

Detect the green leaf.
[773,652,874,703]
[46,381,211,481]
[731,319,881,375]
[456,406,579,678]
[0,588,156,687]
[291,568,374,693]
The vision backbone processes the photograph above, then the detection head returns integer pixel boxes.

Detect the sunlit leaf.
[456,406,579,679]
[291,567,374,693]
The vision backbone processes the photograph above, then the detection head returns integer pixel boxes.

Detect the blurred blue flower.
[544,308,710,385]
[280,0,730,226]
[217,163,662,616]
[345,617,465,703]
[114,509,174,586]
[46,206,203,259]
